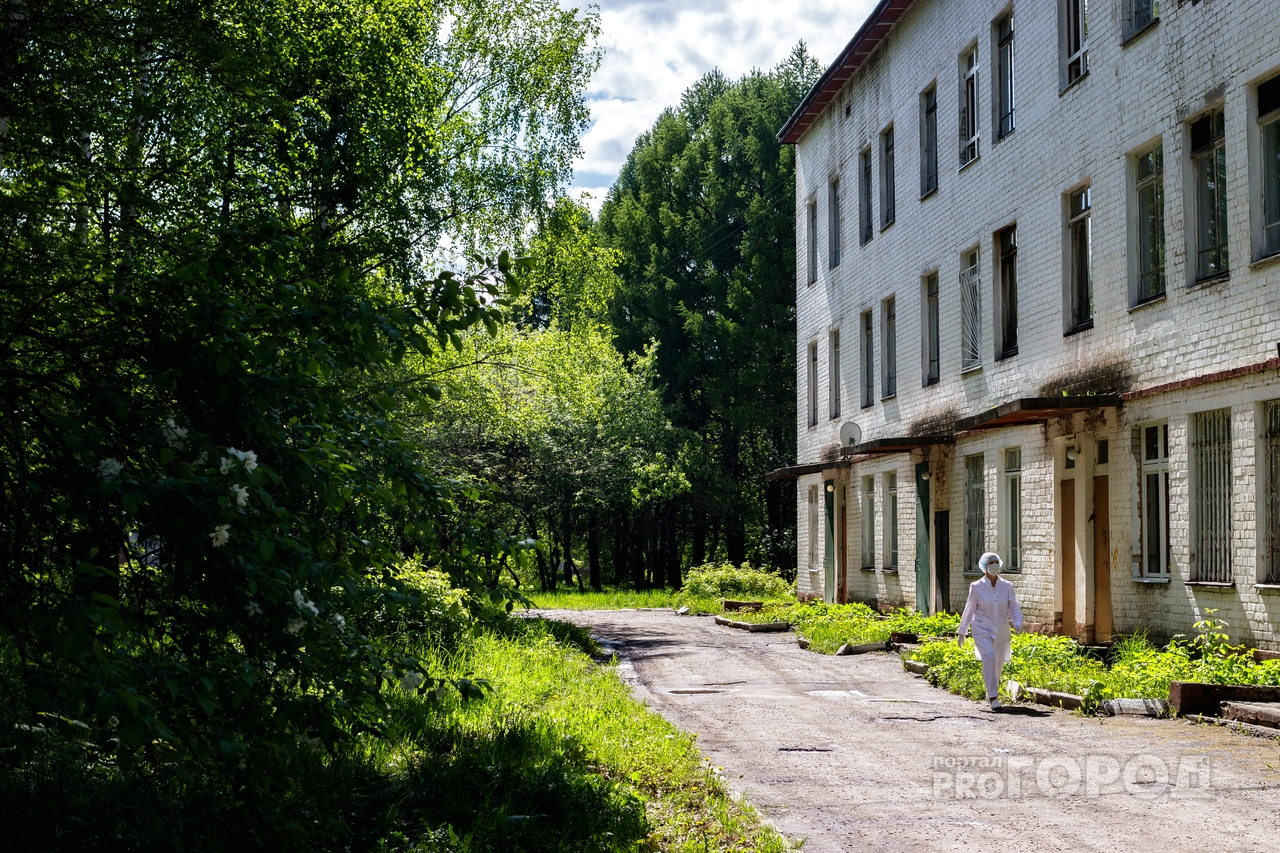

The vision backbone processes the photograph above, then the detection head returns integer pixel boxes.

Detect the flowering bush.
[680,562,794,601]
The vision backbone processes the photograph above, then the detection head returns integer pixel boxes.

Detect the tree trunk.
[691,504,706,568]
[587,515,602,591]
[561,499,575,586]
[630,517,645,589]
[612,519,628,586]
[726,507,746,566]
[765,479,782,570]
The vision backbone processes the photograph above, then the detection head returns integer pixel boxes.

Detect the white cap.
[979,552,1003,574]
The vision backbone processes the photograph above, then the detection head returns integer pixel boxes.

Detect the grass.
[2,615,790,852]
[524,587,685,610]
[909,629,1280,712]
[730,601,959,654]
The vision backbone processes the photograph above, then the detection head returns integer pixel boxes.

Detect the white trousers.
[973,631,1002,700]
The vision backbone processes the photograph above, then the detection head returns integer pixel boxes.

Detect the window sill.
[860,566,876,573]
[1128,292,1166,313]
[996,347,1018,361]
[1191,271,1229,290]
[923,376,940,388]
[1059,70,1089,97]
[1131,576,1171,584]
[861,402,874,410]
[995,128,1015,145]
[881,567,899,574]
[1185,580,1235,588]
[881,392,897,402]
[1121,17,1159,48]
[960,364,983,376]
[1064,319,1094,337]
[880,218,895,233]
[958,154,980,174]
[1249,251,1280,272]
[859,236,873,248]
[1255,584,1280,592]
[919,187,938,202]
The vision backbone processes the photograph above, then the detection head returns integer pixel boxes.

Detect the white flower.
[108,715,120,728]
[292,588,319,617]
[219,457,232,475]
[98,458,123,478]
[161,418,188,448]
[195,451,208,465]
[240,450,258,472]
[285,616,305,634]
[399,670,424,691]
[231,484,249,507]
[330,613,346,632]
[209,524,230,548]
[245,601,263,617]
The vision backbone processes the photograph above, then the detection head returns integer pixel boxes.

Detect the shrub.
[680,563,793,601]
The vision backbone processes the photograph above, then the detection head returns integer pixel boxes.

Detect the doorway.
[915,462,930,614]
[837,483,849,603]
[933,510,950,613]
[1059,479,1076,636]
[1093,474,1112,643]
[823,479,835,603]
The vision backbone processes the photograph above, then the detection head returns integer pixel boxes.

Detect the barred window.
[964,454,985,572]
[1263,402,1280,584]
[960,248,982,371]
[861,476,876,570]
[1191,409,1232,583]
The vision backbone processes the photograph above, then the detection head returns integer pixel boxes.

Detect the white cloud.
[568,0,877,200]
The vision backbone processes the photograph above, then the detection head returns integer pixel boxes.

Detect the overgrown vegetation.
[731,601,959,654]
[2,571,790,850]
[910,614,1280,712]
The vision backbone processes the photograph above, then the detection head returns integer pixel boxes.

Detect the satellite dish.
[839,421,862,447]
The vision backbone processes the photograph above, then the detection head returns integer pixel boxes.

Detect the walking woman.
[957,551,1023,709]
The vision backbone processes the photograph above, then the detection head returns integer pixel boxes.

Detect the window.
[1061,0,1088,87]
[1003,448,1021,572]
[920,86,938,196]
[808,485,820,569]
[1124,0,1157,39]
[960,46,979,167]
[861,476,876,570]
[881,126,895,227]
[960,248,982,371]
[923,273,940,385]
[1068,186,1092,330]
[997,225,1018,358]
[828,178,843,267]
[860,311,874,408]
[882,296,897,398]
[1191,409,1232,583]
[829,329,841,419]
[1191,109,1228,280]
[964,454,985,572]
[1258,77,1280,258]
[1138,423,1170,578]
[1135,145,1165,302]
[859,148,873,245]
[1262,401,1280,584]
[807,342,818,427]
[884,472,899,570]
[806,200,818,284]
[995,12,1015,140]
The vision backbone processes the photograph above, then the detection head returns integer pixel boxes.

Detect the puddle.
[778,745,835,752]
[876,715,986,724]
[669,688,728,695]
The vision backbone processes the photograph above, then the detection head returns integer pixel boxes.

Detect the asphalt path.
[542,608,1280,853]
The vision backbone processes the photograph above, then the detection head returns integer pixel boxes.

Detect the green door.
[823,479,836,603]
[915,462,930,614]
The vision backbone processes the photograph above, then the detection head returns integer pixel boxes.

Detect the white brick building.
[773,0,1280,649]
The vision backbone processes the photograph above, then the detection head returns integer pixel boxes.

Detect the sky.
[568,0,877,214]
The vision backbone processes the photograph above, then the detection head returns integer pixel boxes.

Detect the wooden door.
[1093,475,1112,643]
[1060,479,1076,636]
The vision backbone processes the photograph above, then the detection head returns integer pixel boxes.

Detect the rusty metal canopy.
[840,435,954,456]
[954,395,1122,434]
[764,460,852,481]
[777,0,918,145]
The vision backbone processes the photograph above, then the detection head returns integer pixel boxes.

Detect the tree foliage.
[0,0,598,799]
[598,46,821,574]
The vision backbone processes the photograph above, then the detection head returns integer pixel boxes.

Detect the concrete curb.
[714,615,791,632]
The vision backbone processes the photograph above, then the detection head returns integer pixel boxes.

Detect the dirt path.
[543,608,1280,853]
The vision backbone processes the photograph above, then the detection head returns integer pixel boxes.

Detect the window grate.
[964,455,985,572]
[1191,409,1232,583]
[960,259,982,370]
[1265,402,1280,583]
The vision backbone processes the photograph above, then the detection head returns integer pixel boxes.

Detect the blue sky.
[568,0,876,213]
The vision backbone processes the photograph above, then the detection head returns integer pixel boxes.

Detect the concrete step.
[1221,701,1280,729]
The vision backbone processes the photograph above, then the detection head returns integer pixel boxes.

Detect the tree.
[598,45,821,577]
[0,0,598,799]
